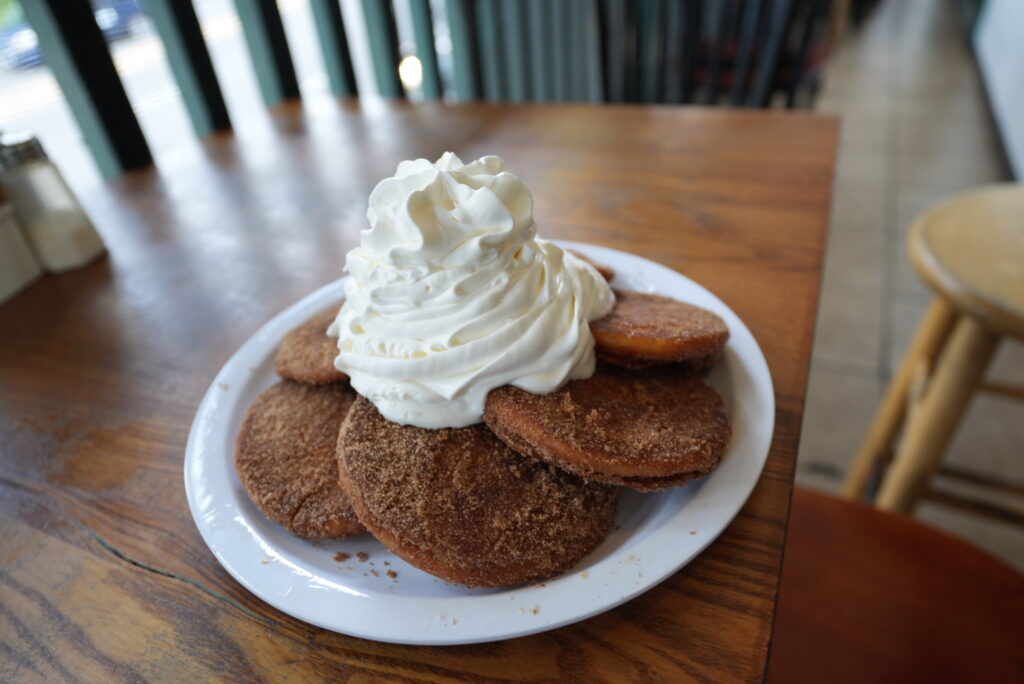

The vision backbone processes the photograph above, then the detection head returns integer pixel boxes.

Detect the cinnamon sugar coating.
[235,380,365,538]
[484,365,731,492]
[275,307,348,384]
[590,290,729,365]
[594,350,719,374]
[337,396,619,587]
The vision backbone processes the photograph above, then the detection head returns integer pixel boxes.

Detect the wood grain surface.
[0,101,837,683]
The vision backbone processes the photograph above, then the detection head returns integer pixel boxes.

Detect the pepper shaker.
[0,132,106,272]
[0,184,42,303]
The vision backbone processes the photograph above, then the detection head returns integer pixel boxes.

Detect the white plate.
[184,242,774,646]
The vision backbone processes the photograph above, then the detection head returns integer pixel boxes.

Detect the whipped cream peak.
[362,152,534,268]
[331,152,614,428]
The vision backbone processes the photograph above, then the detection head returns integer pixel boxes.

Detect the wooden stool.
[768,487,1024,683]
[844,184,1024,518]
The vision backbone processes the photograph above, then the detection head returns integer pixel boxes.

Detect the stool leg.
[843,298,956,500]
[875,315,999,514]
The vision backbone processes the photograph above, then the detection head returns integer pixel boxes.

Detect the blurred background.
[1,0,837,190]
[795,1,1023,571]
[0,0,1021,568]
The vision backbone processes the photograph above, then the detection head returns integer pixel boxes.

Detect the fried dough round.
[235,380,365,538]
[484,365,731,492]
[275,306,347,384]
[590,290,729,366]
[568,249,615,281]
[337,396,619,587]
[594,350,718,374]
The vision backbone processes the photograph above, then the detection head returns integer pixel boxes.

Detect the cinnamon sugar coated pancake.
[275,307,348,384]
[337,396,619,587]
[594,350,718,374]
[235,381,365,538]
[484,365,731,492]
[591,290,729,366]
[568,249,615,281]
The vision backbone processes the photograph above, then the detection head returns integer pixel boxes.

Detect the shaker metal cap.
[0,132,48,170]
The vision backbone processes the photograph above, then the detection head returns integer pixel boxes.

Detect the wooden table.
[0,102,837,682]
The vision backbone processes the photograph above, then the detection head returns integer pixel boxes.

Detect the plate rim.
[183,240,775,645]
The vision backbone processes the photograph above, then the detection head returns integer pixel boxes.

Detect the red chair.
[768,487,1024,683]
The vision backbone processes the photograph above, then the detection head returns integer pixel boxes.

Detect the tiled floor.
[798,0,1024,569]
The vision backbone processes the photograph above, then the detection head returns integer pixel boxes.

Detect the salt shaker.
[0,132,105,272]
[0,184,42,303]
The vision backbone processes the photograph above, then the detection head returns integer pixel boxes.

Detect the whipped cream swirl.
[329,152,614,428]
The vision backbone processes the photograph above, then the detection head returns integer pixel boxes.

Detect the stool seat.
[846,184,1024,518]
[910,184,1024,339]
[768,488,1024,684]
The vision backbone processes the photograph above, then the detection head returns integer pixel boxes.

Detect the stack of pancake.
[235,261,731,588]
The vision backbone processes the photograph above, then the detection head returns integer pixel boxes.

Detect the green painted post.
[501,0,529,102]
[476,0,506,101]
[702,0,729,104]
[602,0,626,102]
[680,0,701,103]
[637,0,663,103]
[527,0,551,101]
[142,0,231,136]
[731,0,764,105]
[565,0,578,101]
[580,0,603,102]
[361,0,403,98]
[310,0,359,97]
[233,0,300,106]
[750,0,793,107]
[19,0,151,178]
[548,0,568,101]
[568,0,592,101]
[409,0,442,98]
[445,0,479,100]
[662,0,684,103]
